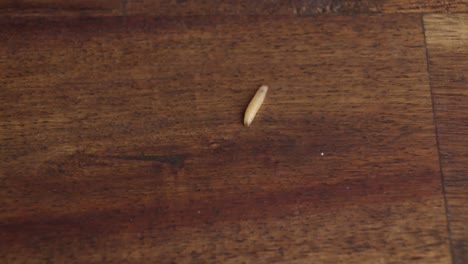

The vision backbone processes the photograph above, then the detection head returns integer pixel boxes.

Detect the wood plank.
[294,0,468,15]
[0,0,122,16]
[125,0,294,16]
[1,0,466,17]
[0,15,450,263]
[379,0,468,13]
[424,13,468,264]
[126,0,468,16]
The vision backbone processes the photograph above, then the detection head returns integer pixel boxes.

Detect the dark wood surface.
[1,2,468,264]
[0,0,121,16]
[424,14,468,264]
[126,0,468,16]
[2,0,468,16]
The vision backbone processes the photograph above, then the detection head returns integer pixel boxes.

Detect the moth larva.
[244,85,268,126]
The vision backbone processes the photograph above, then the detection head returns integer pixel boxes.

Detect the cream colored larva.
[244,85,268,126]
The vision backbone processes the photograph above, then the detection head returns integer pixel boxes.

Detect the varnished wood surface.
[1,0,468,17]
[293,0,468,14]
[127,0,468,16]
[0,14,452,263]
[424,14,468,264]
[0,0,121,16]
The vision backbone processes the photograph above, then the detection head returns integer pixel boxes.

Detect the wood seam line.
[420,13,455,263]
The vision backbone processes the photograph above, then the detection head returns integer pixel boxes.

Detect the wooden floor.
[1,1,468,263]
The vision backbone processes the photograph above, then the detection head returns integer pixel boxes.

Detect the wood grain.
[0,14,450,263]
[0,0,122,16]
[1,0,467,17]
[125,0,468,16]
[126,0,294,16]
[424,13,468,264]
[294,0,468,15]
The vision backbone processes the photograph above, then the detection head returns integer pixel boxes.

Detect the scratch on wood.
[109,154,189,168]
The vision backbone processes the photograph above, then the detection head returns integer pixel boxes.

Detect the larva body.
[244,85,268,126]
